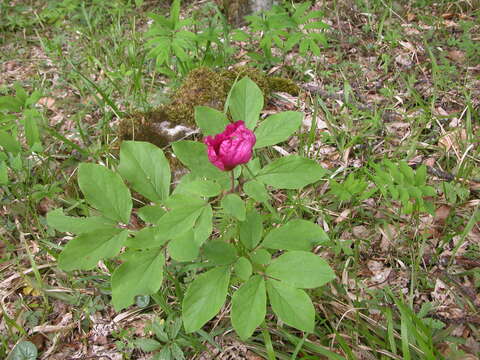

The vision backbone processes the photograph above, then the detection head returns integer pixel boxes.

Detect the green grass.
[1,0,479,359]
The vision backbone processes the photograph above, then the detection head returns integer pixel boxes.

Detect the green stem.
[261,323,277,360]
[230,170,235,193]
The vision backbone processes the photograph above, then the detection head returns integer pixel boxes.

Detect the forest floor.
[1,0,479,359]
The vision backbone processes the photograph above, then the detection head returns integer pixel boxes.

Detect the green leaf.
[231,275,266,340]
[24,109,41,150]
[111,248,165,311]
[262,219,329,251]
[257,156,326,189]
[152,321,169,342]
[168,317,182,339]
[221,194,246,221]
[175,179,221,197]
[168,230,200,262]
[266,251,335,289]
[135,338,162,352]
[266,279,315,333]
[239,210,263,249]
[0,160,8,185]
[194,204,213,246]
[254,111,303,148]
[243,180,270,203]
[182,266,231,333]
[118,141,171,203]
[136,295,150,308]
[156,198,206,238]
[234,257,252,281]
[78,163,132,224]
[125,226,169,249]
[228,77,264,129]
[415,165,427,186]
[137,205,166,224]
[172,141,227,180]
[251,249,271,265]
[47,209,116,234]
[194,106,229,136]
[58,229,128,271]
[203,241,237,265]
[170,0,181,24]
[170,343,185,360]
[10,340,37,360]
[0,130,21,154]
[0,95,23,112]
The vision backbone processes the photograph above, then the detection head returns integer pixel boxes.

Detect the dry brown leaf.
[435,205,451,225]
[38,97,57,110]
[438,128,467,152]
[379,224,397,252]
[447,50,466,63]
[335,208,352,223]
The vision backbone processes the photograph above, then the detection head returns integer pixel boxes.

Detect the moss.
[119,66,300,146]
[267,76,300,96]
[119,107,172,148]
[164,67,228,126]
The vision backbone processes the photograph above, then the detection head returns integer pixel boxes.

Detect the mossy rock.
[119,66,299,147]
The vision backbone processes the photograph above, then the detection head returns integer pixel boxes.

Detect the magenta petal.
[203,120,256,171]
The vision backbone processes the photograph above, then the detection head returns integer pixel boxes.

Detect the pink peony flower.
[204,121,256,171]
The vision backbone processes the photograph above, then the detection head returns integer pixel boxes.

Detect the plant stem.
[230,170,235,193]
[261,323,277,360]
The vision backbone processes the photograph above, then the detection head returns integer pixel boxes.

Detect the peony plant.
[47,77,335,339]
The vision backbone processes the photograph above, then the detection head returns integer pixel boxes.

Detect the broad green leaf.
[125,226,169,249]
[262,219,329,251]
[168,230,200,262]
[0,130,21,154]
[137,205,166,224]
[175,179,221,197]
[234,257,253,281]
[221,194,246,221]
[59,229,128,271]
[254,111,303,148]
[156,198,206,239]
[251,249,271,265]
[266,251,335,289]
[194,204,213,246]
[231,275,266,340]
[135,338,162,352]
[111,248,165,311]
[172,141,227,180]
[136,295,150,308]
[163,193,204,209]
[239,210,263,249]
[10,340,37,360]
[203,241,237,265]
[182,266,231,333]
[24,109,41,149]
[78,163,132,224]
[194,106,229,136]
[228,77,263,129]
[47,209,116,234]
[266,279,315,333]
[0,95,23,112]
[257,156,326,189]
[244,180,270,203]
[118,141,171,203]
